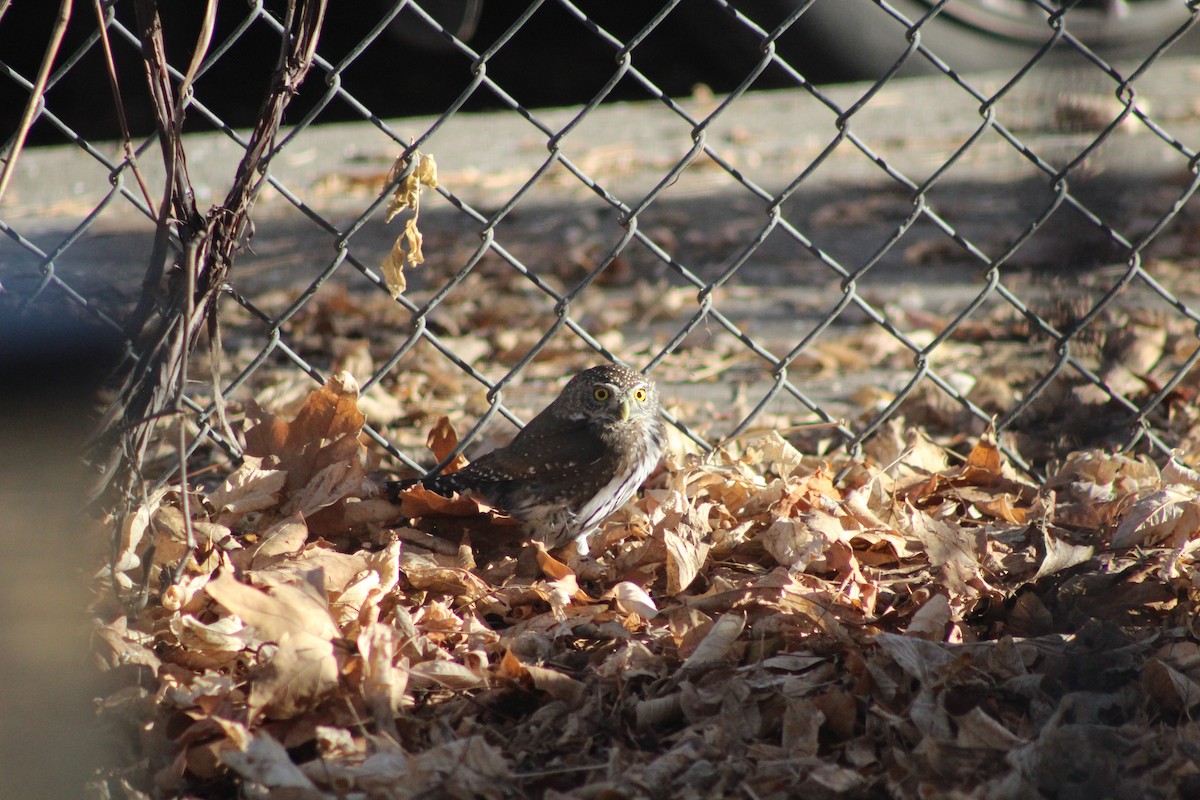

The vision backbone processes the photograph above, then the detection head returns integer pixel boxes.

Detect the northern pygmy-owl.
[415,364,665,554]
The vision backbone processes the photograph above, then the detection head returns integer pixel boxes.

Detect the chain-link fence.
[5,0,1200,502]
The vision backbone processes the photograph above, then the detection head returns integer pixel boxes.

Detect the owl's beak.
[618,397,632,421]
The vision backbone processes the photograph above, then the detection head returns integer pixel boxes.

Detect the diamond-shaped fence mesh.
[5,0,1200,509]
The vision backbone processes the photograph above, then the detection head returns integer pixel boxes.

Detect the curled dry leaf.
[533,542,576,582]
[906,593,951,640]
[1162,456,1200,489]
[151,506,236,571]
[358,622,409,728]
[380,151,438,298]
[499,650,587,704]
[171,614,245,667]
[907,506,982,599]
[1033,527,1094,580]
[403,559,494,600]
[426,414,470,472]
[408,659,487,691]
[761,516,828,573]
[604,581,659,619]
[256,546,375,596]
[395,482,493,518]
[112,485,170,577]
[952,705,1024,750]
[295,736,513,798]
[1111,486,1200,549]
[233,513,309,571]
[247,632,341,719]
[220,731,318,792]
[782,696,823,757]
[281,457,365,519]
[636,693,684,731]
[963,429,1004,482]
[742,430,808,479]
[94,617,162,673]
[206,456,288,518]
[663,528,710,595]
[1142,656,1200,714]
[681,611,746,671]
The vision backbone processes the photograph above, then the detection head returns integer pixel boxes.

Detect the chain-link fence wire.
[5,0,1200,524]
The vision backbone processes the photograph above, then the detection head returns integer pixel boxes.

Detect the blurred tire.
[767,0,1193,78]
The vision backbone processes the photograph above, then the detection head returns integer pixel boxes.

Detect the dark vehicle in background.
[399,1,1192,77]
[2,0,1193,145]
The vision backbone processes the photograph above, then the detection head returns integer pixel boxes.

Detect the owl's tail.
[381,476,419,502]
[382,471,464,502]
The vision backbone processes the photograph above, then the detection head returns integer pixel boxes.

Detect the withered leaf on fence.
[380,151,438,298]
[112,485,169,578]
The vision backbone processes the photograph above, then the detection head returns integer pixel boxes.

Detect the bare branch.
[0,0,72,207]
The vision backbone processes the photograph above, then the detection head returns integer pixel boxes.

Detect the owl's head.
[558,364,659,424]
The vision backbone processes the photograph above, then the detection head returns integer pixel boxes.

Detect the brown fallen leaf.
[663,527,710,595]
[603,581,659,619]
[1142,657,1200,714]
[357,622,409,736]
[1033,527,1094,580]
[205,457,288,518]
[498,649,587,704]
[426,415,470,472]
[243,371,367,497]
[407,659,486,691]
[908,504,987,601]
[681,611,746,671]
[220,730,320,793]
[907,593,951,640]
[232,513,309,572]
[395,483,493,518]
[1111,486,1200,549]
[205,571,341,719]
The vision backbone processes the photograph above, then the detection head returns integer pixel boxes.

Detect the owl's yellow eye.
[633,388,648,402]
[593,387,610,402]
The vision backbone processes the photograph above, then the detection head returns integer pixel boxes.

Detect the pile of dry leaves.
[93,370,1200,799]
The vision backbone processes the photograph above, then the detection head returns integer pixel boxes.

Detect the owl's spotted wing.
[424,416,615,512]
